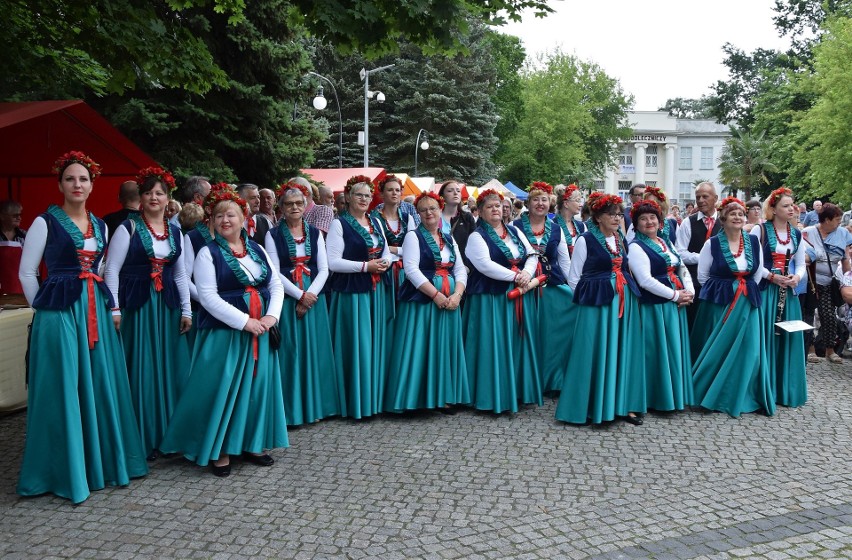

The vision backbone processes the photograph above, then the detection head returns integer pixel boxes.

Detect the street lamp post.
[307,71,343,168]
[414,129,429,177]
[360,64,395,167]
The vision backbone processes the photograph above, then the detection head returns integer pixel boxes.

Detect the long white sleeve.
[556,233,571,278]
[261,245,284,321]
[402,231,430,289]
[173,235,192,317]
[566,236,588,290]
[182,233,199,301]
[310,236,330,294]
[697,240,713,285]
[451,238,468,287]
[465,232,516,282]
[628,243,677,301]
[19,216,47,305]
[104,223,131,312]
[752,225,807,283]
[265,230,302,300]
[516,231,539,277]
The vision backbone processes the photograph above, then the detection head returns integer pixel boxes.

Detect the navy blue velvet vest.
[699,234,762,308]
[269,222,322,290]
[187,226,210,254]
[196,240,272,330]
[397,228,456,303]
[466,224,528,295]
[31,211,113,310]
[573,232,640,306]
[328,216,388,294]
[513,218,567,286]
[117,221,182,311]
[630,239,682,305]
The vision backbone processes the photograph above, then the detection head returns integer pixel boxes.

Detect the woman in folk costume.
[555,192,645,426]
[160,189,287,477]
[327,175,392,419]
[104,167,192,461]
[372,174,416,310]
[384,192,470,413]
[17,151,147,503]
[553,183,586,256]
[643,186,679,244]
[627,200,695,412]
[266,181,344,425]
[463,189,541,414]
[512,181,574,394]
[691,197,774,417]
[752,188,807,407]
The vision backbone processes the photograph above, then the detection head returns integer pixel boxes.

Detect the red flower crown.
[379,174,403,191]
[643,185,667,202]
[528,181,554,195]
[766,187,793,208]
[477,188,504,202]
[277,181,311,200]
[589,193,623,213]
[718,196,745,212]
[630,199,662,222]
[136,166,177,195]
[564,183,579,196]
[414,191,444,210]
[52,150,102,180]
[345,175,375,194]
[203,188,248,218]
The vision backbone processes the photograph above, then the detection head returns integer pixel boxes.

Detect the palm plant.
[717,126,779,199]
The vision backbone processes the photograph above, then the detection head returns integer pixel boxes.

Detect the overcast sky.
[502,0,791,110]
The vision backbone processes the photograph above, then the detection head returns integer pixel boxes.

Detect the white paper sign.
[775,320,815,332]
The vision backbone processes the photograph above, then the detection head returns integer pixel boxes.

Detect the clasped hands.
[243,315,277,336]
[771,273,799,289]
[432,292,462,310]
[675,290,695,307]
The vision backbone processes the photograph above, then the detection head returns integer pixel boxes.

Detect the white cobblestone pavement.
[1,359,851,559]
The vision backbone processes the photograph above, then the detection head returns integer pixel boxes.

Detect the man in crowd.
[237,183,268,246]
[622,183,646,232]
[318,185,335,209]
[291,176,333,235]
[258,188,277,227]
[171,176,211,227]
[103,181,140,234]
[675,181,721,327]
[801,200,822,227]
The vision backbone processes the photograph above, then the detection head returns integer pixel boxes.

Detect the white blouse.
[464,228,538,282]
[627,241,694,302]
[264,229,330,300]
[401,229,467,290]
[326,218,391,273]
[697,235,768,285]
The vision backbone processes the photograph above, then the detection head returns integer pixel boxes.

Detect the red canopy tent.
[300,167,387,195]
[0,100,160,228]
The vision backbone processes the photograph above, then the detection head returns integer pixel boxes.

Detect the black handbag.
[268,324,281,349]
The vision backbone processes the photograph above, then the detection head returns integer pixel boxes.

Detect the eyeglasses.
[350,193,372,200]
[282,201,304,207]
[418,206,440,214]
[606,212,624,218]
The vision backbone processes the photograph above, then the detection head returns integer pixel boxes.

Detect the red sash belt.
[245,286,263,375]
[392,259,404,287]
[149,257,168,292]
[771,252,787,273]
[434,262,452,296]
[508,258,524,336]
[723,271,749,323]
[611,257,627,319]
[292,256,311,289]
[77,249,102,350]
[367,247,382,290]
[666,265,684,290]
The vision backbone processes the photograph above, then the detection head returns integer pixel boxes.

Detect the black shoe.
[211,463,231,477]
[437,406,457,415]
[624,415,643,426]
[146,450,159,461]
[242,452,274,467]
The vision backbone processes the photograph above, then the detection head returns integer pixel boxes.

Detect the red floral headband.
[564,184,579,196]
[766,187,793,208]
[477,188,504,202]
[630,199,662,222]
[345,175,375,194]
[379,174,403,191]
[589,193,623,213]
[136,166,177,195]
[414,191,444,210]
[277,181,311,200]
[528,181,554,195]
[718,196,745,212]
[204,188,248,218]
[53,150,102,180]
[643,185,667,202]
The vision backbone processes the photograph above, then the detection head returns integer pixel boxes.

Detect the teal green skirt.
[121,287,191,455]
[17,283,148,503]
[329,283,392,419]
[538,284,579,393]
[384,277,470,411]
[280,286,344,426]
[759,284,807,407]
[555,285,645,424]
[462,290,542,413]
[159,327,289,465]
[637,300,693,411]
[691,294,774,417]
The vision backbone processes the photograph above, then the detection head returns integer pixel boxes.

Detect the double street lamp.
[360,64,395,167]
[414,129,429,177]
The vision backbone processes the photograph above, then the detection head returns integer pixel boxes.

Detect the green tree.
[659,96,715,119]
[498,49,633,188]
[789,16,852,207]
[717,127,779,200]
[90,0,324,185]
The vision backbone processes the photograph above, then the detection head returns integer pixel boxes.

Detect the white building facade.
[597,111,731,207]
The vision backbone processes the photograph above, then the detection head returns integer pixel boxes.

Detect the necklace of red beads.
[498,226,508,240]
[231,238,248,258]
[775,222,791,245]
[730,233,744,257]
[604,234,621,257]
[383,209,402,235]
[142,213,169,241]
[291,222,306,244]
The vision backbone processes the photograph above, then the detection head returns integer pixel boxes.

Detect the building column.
[604,165,616,194]
[634,143,647,185]
[664,143,676,201]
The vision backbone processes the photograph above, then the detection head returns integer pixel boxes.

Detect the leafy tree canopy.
[658,96,715,120]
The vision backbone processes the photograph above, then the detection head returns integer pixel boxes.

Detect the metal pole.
[414,128,427,177]
[363,73,369,168]
[307,71,343,168]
